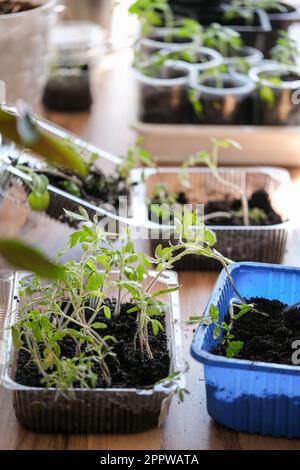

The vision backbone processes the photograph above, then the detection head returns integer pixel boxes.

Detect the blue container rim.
[191,261,300,376]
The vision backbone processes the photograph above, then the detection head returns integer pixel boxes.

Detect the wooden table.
[1,49,300,450]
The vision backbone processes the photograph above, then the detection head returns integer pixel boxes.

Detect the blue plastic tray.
[191,262,300,438]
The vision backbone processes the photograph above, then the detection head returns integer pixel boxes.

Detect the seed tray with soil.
[132,166,290,270]
[1,260,184,433]
[191,262,300,438]
[1,154,132,228]
[213,297,300,365]
[15,299,170,390]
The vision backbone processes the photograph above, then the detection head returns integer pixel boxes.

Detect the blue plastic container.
[191,262,300,438]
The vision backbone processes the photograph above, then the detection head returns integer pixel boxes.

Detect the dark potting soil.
[43,67,93,113]
[40,168,130,208]
[150,189,282,226]
[201,77,242,89]
[15,299,170,389]
[205,189,282,226]
[0,0,36,14]
[280,74,300,82]
[214,297,300,365]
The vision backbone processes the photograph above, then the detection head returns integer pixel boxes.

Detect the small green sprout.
[270,31,299,67]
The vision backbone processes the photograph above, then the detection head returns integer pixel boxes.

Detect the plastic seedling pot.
[0,0,56,111]
[264,2,300,57]
[190,73,255,125]
[191,262,300,438]
[134,63,191,124]
[0,153,133,229]
[249,62,300,126]
[164,47,223,74]
[0,271,185,434]
[224,46,263,72]
[132,167,291,271]
[140,28,196,54]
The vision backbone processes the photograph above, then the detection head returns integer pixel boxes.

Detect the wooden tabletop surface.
[1,49,300,450]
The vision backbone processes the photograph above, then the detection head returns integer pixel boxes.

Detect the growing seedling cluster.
[150,138,270,227]
[12,199,244,394]
[12,136,153,212]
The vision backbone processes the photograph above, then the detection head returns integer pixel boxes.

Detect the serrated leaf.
[209,304,219,323]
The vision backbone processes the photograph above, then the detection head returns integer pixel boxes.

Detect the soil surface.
[15,299,170,389]
[0,1,36,14]
[36,167,129,208]
[150,189,283,226]
[205,189,282,225]
[214,297,300,365]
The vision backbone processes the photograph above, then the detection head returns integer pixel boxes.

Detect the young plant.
[257,74,282,108]
[188,297,268,358]
[117,136,155,180]
[188,64,228,118]
[202,23,243,58]
[270,30,299,67]
[180,139,250,226]
[129,0,174,35]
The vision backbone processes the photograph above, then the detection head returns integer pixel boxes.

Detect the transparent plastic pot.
[249,62,300,126]
[169,47,223,74]
[0,0,57,110]
[191,262,300,438]
[0,270,185,433]
[134,63,192,124]
[0,111,133,230]
[224,46,264,70]
[139,27,197,54]
[190,73,255,125]
[132,167,291,271]
[264,2,300,57]
[43,21,106,112]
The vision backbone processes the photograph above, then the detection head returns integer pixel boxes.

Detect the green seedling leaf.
[259,86,275,108]
[28,191,50,211]
[87,272,105,291]
[126,306,138,314]
[226,340,244,358]
[152,286,179,298]
[0,239,65,280]
[151,319,164,336]
[103,305,111,319]
[91,322,108,330]
[233,303,253,320]
[204,228,217,247]
[209,304,219,323]
[213,325,221,340]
